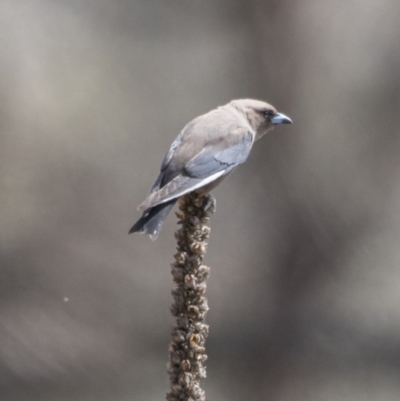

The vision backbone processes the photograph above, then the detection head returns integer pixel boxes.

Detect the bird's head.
[230,99,292,140]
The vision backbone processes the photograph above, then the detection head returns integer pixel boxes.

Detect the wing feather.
[184,131,253,179]
[138,121,254,211]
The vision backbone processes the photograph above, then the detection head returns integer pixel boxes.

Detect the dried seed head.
[178,372,193,388]
[176,314,190,329]
[187,305,199,317]
[189,333,201,348]
[175,210,186,220]
[187,216,201,228]
[198,366,207,379]
[168,193,215,401]
[181,359,191,372]
[195,283,207,295]
[193,196,205,208]
[174,251,188,265]
[172,330,186,343]
[169,304,179,316]
[171,383,183,393]
[184,274,196,288]
[169,351,182,366]
[190,242,207,255]
[194,346,206,355]
[197,265,210,280]
[171,266,185,282]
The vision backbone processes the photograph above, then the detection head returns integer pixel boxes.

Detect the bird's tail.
[129,199,177,240]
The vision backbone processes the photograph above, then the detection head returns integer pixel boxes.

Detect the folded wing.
[138,127,254,211]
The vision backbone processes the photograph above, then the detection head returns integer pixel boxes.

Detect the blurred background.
[1,1,400,400]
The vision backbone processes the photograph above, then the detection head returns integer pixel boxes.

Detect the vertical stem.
[167,192,216,401]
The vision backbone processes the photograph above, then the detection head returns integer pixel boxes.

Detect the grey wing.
[138,129,253,211]
[149,133,184,192]
[184,130,253,178]
[161,133,183,171]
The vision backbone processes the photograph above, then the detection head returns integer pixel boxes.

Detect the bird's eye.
[262,109,274,119]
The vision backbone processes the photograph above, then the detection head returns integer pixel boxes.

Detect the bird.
[129,99,292,240]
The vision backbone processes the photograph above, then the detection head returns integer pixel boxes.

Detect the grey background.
[2,1,400,400]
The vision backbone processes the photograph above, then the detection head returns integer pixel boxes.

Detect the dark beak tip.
[272,112,293,125]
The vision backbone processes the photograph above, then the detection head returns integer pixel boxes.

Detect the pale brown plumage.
[130,99,292,239]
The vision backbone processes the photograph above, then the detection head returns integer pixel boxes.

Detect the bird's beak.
[272,112,293,125]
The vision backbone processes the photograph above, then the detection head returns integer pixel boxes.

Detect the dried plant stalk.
[167,192,216,401]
